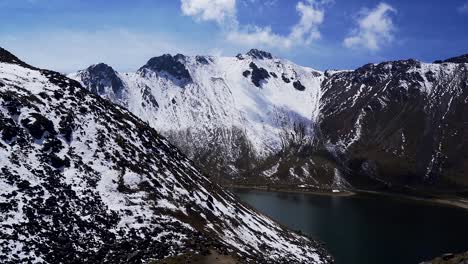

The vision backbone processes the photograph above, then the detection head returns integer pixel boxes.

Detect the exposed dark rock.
[246,49,273,60]
[174,53,187,63]
[58,113,74,142]
[142,85,159,109]
[42,136,63,153]
[0,47,34,69]
[324,70,340,78]
[48,154,71,168]
[21,113,56,140]
[293,80,306,91]
[421,251,468,264]
[195,56,211,65]
[139,54,192,85]
[311,71,322,78]
[249,62,270,87]
[0,118,18,142]
[81,63,125,99]
[434,54,468,64]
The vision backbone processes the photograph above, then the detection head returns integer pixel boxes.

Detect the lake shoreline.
[225,184,468,211]
[354,189,468,211]
[225,184,356,197]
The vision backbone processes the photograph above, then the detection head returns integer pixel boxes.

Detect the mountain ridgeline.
[70,49,326,186]
[0,47,333,263]
[70,50,468,191]
[320,58,468,189]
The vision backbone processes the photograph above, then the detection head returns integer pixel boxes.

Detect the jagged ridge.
[70,49,328,187]
[319,57,468,188]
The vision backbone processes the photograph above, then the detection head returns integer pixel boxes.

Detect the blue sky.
[1,0,467,72]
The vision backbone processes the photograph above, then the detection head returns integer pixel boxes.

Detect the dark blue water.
[232,189,468,264]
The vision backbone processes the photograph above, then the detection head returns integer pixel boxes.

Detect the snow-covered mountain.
[0,47,333,263]
[70,49,468,191]
[319,56,468,189]
[70,49,330,186]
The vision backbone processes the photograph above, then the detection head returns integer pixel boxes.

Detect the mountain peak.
[0,47,32,68]
[139,54,192,85]
[86,63,116,75]
[246,49,274,60]
[434,54,468,64]
[78,62,125,99]
[174,53,187,62]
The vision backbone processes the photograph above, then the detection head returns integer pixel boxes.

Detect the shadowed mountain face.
[77,63,126,104]
[139,54,193,85]
[245,49,274,60]
[70,49,468,191]
[319,58,468,189]
[434,54,468,64]
[0,48,332,264]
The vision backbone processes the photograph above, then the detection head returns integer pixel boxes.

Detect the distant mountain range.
[0,47,332,263]
[70,49,468,191]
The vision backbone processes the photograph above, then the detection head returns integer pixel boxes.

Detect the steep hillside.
[70,49,333,186]
[319,56,468,189]
[0,47,333,264]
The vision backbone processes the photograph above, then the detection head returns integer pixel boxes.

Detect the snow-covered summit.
[138,53,193,86]
[68,62,126,106]
[244,49,274,60]
[71,49,326,183]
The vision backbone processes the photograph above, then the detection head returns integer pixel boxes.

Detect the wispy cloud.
[181,0,331,49]
[343,2,397,51]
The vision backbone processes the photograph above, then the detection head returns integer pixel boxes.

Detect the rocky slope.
[0,47,333,264]
[70,49,331,186]
[319,56,468,189]
[421,251,468,264]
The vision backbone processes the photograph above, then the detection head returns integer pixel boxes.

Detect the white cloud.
[290,1,324,43]
[226,26,294,49]
[343,2,397,51]
[240,0,278,9]
[458,1,468,13]
[182,0,329,49]
[181,0,236,24]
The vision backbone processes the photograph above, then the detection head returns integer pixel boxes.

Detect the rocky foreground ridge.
[0,47,333,264]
